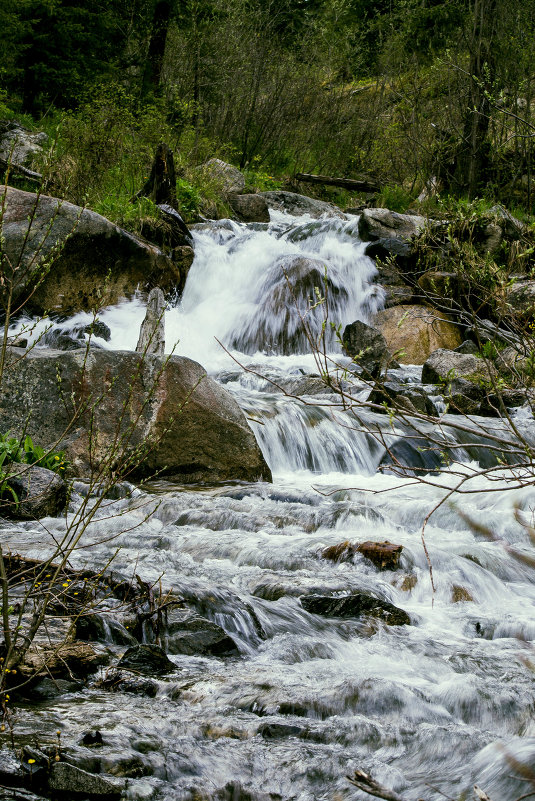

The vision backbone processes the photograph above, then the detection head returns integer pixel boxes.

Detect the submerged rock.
[1,186,186,316]
[300,593,410,625]
[163,610,239,656]
[0,347,271,483]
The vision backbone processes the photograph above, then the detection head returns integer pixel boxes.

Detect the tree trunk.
[141,0,172,97]
[135,143,177,209]
[455,0,498,197]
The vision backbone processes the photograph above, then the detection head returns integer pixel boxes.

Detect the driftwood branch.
[346,770,410,801]
[295,172,380,193]
[0,157,42,183]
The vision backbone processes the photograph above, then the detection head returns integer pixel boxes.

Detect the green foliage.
[376,184,413,213]
[176,179,202,217]
[0,433,67,476]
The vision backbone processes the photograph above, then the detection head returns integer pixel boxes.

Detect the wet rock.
[374,259,414,307]
[164,610,239,656]
[2,464,67,520]
[379,436,448,476]
[478,388,527,415]
[398,575,418,592]
[75,613,136,646]
[358,208,428,260]
[231,254,349,355]
[80,731,104,747]
[259,191,346,219]
[117,644,175,675]
[1,186,183,316]
[442,378,485,415]
[321,541,356,563]
[321,540,403,570]
[300,593,410,625]
[368,381,438,416]
[0,348,271,483]
[84,320,112,342]
[356,541,403,570]
[422,349,496,384]
[258,722,303,739]
[48,762,124,798]
[342,320,396,374]
[98,669,159,697]
[373,305,462,364]
[21,641,108,679]
[228,193,270,223]
[26,677,82,700]
[452,585,474,603]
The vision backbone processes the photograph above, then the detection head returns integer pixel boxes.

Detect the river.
[5,210,535,801]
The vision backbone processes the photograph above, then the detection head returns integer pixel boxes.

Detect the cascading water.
[6,210,535,801]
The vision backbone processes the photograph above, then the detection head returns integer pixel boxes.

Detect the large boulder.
[1,186,187,316]
[421,349,496,384]
[358,208,428,260]
[228,193,270,223]
[198,158,246,195]
[0,347,272,483]
[259,191,346,219]
[373,304,462,364]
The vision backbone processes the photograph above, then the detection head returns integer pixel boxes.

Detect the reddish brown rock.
[321,540,403,570]
[356,541,403,571]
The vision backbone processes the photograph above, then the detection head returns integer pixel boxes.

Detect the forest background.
[1,0,534,225]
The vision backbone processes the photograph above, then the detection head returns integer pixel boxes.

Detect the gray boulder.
[0,347,272,483]
[0,120,47,167]
[342,319,397,374]
[198,158,246,195]
[2,464,67,520]
[1,186,186,316]
[259,191,346,219]
[358,208,428,260]
[421,349,496,385]
[228,193,270,223]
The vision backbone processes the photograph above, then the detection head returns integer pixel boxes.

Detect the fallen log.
[294,172,380,193]
[0,157,42,183]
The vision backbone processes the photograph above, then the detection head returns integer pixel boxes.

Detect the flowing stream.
[5,211,535,801]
